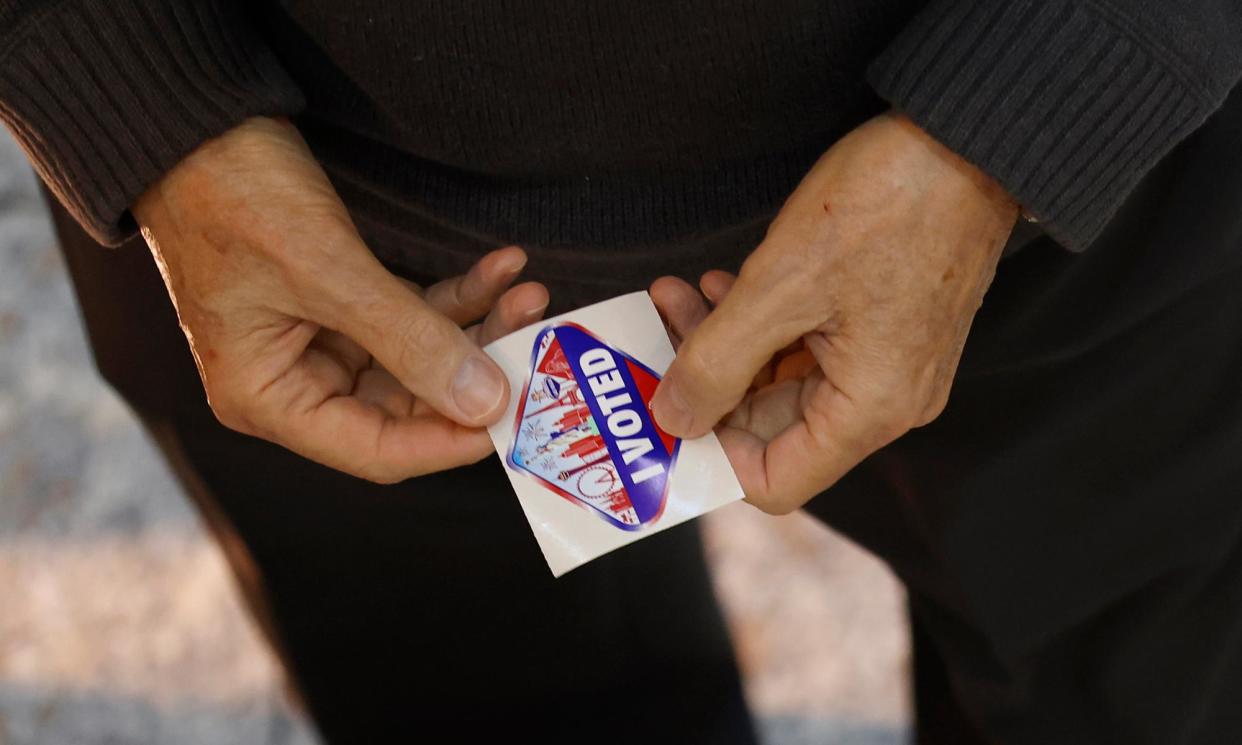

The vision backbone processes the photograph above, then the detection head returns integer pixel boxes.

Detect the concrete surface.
[0,128,911,744]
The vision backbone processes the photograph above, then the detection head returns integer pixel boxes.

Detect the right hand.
[133,117,547,483]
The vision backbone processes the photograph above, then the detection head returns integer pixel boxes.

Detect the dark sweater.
[1,0,1240,264]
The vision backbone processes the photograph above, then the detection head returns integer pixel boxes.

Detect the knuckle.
[867,386,916,426]
[870,405,915,445]
[678,340,726,393]
[200,371,265,438]
[207,396,250,435]
[358,462,406,485]
[887,412,918,442]
[201,379,244,429]
[916,389,951,427]
[394,312,452,376]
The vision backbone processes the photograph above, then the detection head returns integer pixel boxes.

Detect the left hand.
[650,113,1018,514]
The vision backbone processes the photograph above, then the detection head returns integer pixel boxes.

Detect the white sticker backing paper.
[484,291,745,576]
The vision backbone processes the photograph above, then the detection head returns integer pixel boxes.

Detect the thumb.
[652,271,809,438]
[334,266,510,426]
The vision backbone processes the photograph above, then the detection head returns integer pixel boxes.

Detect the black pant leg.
[909,607,990,745]
[46,191,756,745]
[809,84,1242,744]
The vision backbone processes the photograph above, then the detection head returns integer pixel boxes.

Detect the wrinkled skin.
[135,117,549,483]
[651,113,1018,514]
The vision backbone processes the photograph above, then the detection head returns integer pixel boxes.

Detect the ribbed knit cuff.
[0,1,304,245]
[869,0,1223,251]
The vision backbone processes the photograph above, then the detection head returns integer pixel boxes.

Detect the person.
[3,1,1241,743]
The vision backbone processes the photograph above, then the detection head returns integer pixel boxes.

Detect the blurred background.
[0,128,911,745]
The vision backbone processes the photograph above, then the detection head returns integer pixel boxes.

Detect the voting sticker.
[485,291,745,576]
[507,322,680,531]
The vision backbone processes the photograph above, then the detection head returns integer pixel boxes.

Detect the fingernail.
[652,381,694,436]
[452,355,506,420]
[498,252,527,278]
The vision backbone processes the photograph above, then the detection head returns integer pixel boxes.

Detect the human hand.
[650,113,1018,513]
[134,117,548,482]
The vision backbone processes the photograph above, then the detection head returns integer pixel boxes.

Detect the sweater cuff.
[0,1,304,245]
[868,0,1222,251]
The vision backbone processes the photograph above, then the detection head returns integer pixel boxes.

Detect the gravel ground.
[0,128,910,745]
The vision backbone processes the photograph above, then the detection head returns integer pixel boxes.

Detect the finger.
[333,266,510,427]
[293,399,494,481]
[701,270,804,391]
[750,362,775,391]
[652,260,814,438]
[699,270,736,306]
[725,363,905,514]
[650,276,710,346]
[310,328,371,373]
[728,400,867,514]
[773,348,817,383]
[473,281,549,345]
[718,415,848,516]
[246,350,495,481]
[723,376,808,441]
[423,246,527,326]
[352,367,414,418]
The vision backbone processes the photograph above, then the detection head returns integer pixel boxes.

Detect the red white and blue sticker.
[506,322,681,531]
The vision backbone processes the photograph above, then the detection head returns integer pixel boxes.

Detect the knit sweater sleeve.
[868,0,1242,251]
[0,1,304,246]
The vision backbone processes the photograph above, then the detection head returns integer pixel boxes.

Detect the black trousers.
[51,82,1242,744]
[807,87,1242,743]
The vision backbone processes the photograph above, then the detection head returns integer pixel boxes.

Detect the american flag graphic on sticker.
[506,322,681,530]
